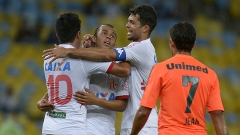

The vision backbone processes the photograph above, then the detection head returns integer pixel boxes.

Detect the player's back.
[157,54,222,135]
[42,44,112,135]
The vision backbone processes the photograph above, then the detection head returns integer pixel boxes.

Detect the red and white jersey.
[86,73,129,135]
[118,38,158,129]
[42,44,113,135]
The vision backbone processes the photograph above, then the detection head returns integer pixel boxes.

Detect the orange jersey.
[141,54,224,135]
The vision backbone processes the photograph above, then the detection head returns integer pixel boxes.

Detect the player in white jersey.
[38,24,130,135]
[40,13,130,135]
[42,5,159,135]
[74,24,130,135]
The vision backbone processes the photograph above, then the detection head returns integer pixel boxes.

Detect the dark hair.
[169,22,196,52]
[94,24,115,37]
[55,13,81,44]
[129,5,157,34]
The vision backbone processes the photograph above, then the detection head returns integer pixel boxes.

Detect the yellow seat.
[229,0,240,18]
[6,14,22,39]
[193,14,211,38]
[192,47,213,67]
[115,112,122,135]
[40,0,55,10]
[224,49,238,67]
[154,38,172,62]
[16,114,41,135]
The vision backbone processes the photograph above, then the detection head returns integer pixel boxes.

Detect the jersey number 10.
[47,75,73,105]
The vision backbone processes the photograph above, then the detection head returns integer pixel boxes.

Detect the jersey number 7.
[47,75,73,105]
[182,75,199,113]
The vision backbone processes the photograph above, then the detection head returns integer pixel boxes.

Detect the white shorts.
[120,127,158,135]
[87,113,115,135]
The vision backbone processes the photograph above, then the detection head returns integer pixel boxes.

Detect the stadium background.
[0,0,239,134]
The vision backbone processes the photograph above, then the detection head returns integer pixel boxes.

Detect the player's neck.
[66,41,79,48]
[176,51,191,56]
[133,35,149,42]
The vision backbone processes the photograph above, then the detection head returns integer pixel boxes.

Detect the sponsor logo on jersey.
[95,93,115,101]
[166,62,208,74]
[48,111,66,119]
[45,62,71,71]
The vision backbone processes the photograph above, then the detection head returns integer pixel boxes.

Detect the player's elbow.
[117,62,131,77]
[118,105,127,112]
[138,106,152,117]
[116,100,128,112]
[209,110,223,117]
[119,68,130,77]
[111,66,130,77]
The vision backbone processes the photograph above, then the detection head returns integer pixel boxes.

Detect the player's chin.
[127,36,132,41]
[127,36,135,41]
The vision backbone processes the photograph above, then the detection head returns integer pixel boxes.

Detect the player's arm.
[107,61,130,77]
[74,87,128,112]
[43,45,117,63]
[210,110,228,135]
[92,97,128,112]
[130,106,152,135]
[37,92,55,112]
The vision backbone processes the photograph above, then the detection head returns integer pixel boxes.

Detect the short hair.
[93,24,116,38]
[55,13,81,44]
[169,22,196,52]
[129,5,157,34]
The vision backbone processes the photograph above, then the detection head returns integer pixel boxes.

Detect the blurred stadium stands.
[0,0,239,134]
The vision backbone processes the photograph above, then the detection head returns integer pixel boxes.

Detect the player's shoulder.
[152,58,171,70]
[190,58,219,78]
[155,56,175,66]
[194,58,216,73]
[125,38,152,48]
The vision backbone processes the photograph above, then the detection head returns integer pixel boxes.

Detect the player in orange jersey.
[130,22,228,135]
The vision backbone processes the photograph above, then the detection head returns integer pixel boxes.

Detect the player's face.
[95,25,117,49]
[126,14,144,42]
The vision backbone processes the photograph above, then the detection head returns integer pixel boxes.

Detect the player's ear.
[142,25,150,33]
[92,36,96,42]
[76,31,81,39]
[193,41,196,48]
[169,38,175,48]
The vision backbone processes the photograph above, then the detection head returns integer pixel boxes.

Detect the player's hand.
[73,87,98,105]
[81,34,96,48]
[37,99,55,112]
[42,44,68,63]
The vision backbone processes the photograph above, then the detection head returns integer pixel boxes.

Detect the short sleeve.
[124,43,146,67]
[140,65,162,108]
[115,76,129,100]
[81,60,113,76]
[207,72,224,112]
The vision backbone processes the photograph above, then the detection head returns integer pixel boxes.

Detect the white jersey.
[42,44,113,135]
[86,72,129,135]
[115,38,158,129]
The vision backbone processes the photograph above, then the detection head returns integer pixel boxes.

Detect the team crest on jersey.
[108,79,117,90]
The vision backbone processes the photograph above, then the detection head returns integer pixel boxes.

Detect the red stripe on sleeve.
[116,95,129,100]
[106,62,115,74]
